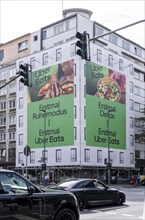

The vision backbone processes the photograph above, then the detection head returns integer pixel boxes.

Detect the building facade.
[1,9,145,183]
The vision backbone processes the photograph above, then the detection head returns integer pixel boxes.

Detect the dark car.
[0,169,80,220]
[51,178,126,210]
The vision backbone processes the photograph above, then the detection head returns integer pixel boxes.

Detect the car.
[0,169,80,220]
[51,178,126,210]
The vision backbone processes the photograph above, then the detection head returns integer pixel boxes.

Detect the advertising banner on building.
[27,60,74,148]
[86,61,126,149]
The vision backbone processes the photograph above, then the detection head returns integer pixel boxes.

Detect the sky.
[0,0,145,47]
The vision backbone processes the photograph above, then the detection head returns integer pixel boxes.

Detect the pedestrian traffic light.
[42,163,46,170]
[19,63,31,87]
[76,31,90,60]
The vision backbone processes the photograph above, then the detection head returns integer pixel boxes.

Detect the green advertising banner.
[27,60,74,148]
[86,61,126,149]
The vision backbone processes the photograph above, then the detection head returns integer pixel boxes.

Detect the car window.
[0,172,28,194]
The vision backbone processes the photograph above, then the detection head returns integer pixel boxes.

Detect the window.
[134,102,140,112]
[19,80,24,91]
[71,148,77,162]
[95,26,103,36]
[84,127,86,141]
[43,53,48,66]
[110,34,117,45]
[9,148,15,157]
[0,117,6,126]
[74,63,76,76]
[119,152,124,164]
[56,149,61,162]
[135,150,140,159]
[9,115,16,125]
[108,54,114,67]
[84,149,90,162]
[70,43,76,57]
[123,40,130,51]
[74,106,76,119]
[0,133,6,141]
[0,149,6,157]
[129,99,133,111]
[97,49,102,62]
[42,30,47,40]
[0,101,6,110]
[9,68,16,78]
[97,150,102,163]
[0,50,4,61]
[33,35,38,41]
[134,86,140,96]
[9,81,16,93]
[19,97,24,109]
[19,134,23,146]
[18,152,23,164]
[30,151,35,163]
[135,47,142,57]
[129,117,134,128]
[84,106,86,119]
[130,153,134,164]
[119,59,124,71]
[110,151,113,163]
[30,57,35,69]
[74,84,76,97]
[56,48,62,62]
[74,127,77,140]
[129,64,133,75]
[129,82,133,93]
[19,115,23,127]
[130,135,134,146]
[9,99,16,108]
[9,132,15,141]
[18,40,28,52]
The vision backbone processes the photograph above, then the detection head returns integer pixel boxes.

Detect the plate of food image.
[95,77,121,102]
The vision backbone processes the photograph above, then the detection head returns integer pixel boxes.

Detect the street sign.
[24,145,31,156]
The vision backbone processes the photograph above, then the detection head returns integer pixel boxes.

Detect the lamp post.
[40,109,46,184]
[107,109,113,185]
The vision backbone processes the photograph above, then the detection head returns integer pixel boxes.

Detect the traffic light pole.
[90,19,145,41]
[0,74,21,90]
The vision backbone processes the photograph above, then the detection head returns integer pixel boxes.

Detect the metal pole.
[26,146,28,179]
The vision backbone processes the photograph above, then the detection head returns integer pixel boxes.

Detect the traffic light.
[19,63,31,87]
[76,31,90,60]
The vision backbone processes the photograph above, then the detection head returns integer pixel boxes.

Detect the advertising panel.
[86,61,126,149]
[27,60,74,148]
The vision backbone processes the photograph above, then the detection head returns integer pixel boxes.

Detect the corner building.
[16,8,145,183]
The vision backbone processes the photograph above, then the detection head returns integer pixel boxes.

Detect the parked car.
[51,178,126,210]
[0,169,80,220]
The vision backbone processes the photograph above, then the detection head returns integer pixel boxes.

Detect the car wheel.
[115,194,124,206]
[55,208,77,220]
[78,197,86,211]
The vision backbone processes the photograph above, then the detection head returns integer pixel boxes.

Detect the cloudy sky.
[0,0,145,47]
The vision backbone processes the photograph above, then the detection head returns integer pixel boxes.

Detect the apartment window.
[56,149,61,162]
[134,86,140,96]
[19,97,24,109]
[0,50,4,61]
[0,133,6,141]
[84,106,86,119]
[9,82,16,93]
[33,35,38,41]
[134,102,140,112]
[129,82,133,93]
[129,64,133,75]
[0,86,6,96]
[129,99,133,111]
[19,134,23,146]
[135,118,140,127]
[135,47,142,57]
[74,63,76,76]
[18,152,23,164]
[84,149,90,162]
[119,152,124,164]
[84,85,86,98]
[19,80,24,91]
[130,153,134,164]
[70,43,76,57]
[95,26,103,36]
[9,148,15,157]
[9,99,16,108]
[9,132,15,141]
[134,70,140,80]
[30,57,35,69]
[56,48,62,62]
[43,53,48,66]
[18,40,28,52]
[0,101,6,110]
[123,40,130,51]
[19,115,23,127]
[74,106,76,119]
[71,148,77,162]
[42,150,48,163]
[74,84,76,97]
[129,117,134,128]
[9,115,16,125]
[97,150,102,163]
[9,68,16,78]
[130,135,134,146]
[135,150,140,159]
[74,127,77,140]
[42,30,47,40]
[97,49,102,62]
[110,34,117,45]
[108,54,114,67]
[0,117,6,126]
[84,127,86,141]
[119,59,124,71]
[30,151,35,163]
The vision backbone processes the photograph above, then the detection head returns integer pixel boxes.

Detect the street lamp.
[107,109,113,185]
